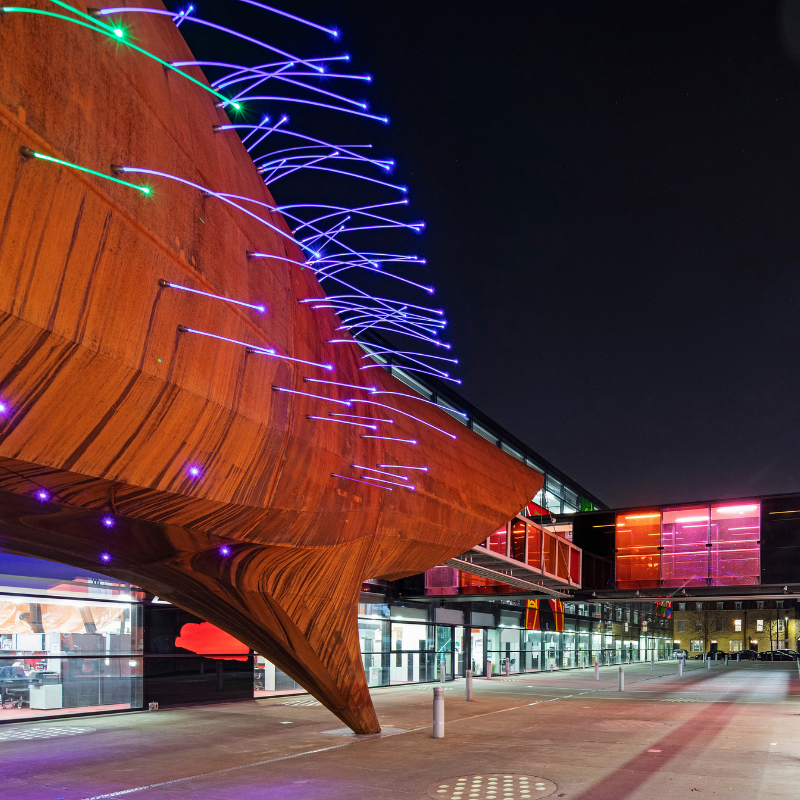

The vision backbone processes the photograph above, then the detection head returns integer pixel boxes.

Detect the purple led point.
[101,553,111,562]
[220,545,230,556]
[102,516,115,528]
[187,465,202,479]
[36,489,49,502]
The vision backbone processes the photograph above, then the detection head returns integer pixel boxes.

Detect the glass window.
[661,506,710,587]
[709,503,760,586]
[757,601,765,609]
[690,640,703,652]
[695,619,703,632]
[777,600,784,609]
[734,619,742,632]
[501,442,525,463]
[678,603,686,611]
[756,620,764,632]
[778,620,785,633]
[696,602,704,611]
[0,594,143,719]
[615,511,661,589]
[437,398,468,424]
[472,421,497,445]
[390,623,434,684]
[729,640,743,652]
[677,620,685,632]
[715,619,723,632]
[716,601,724,610]
[735,601,742,610]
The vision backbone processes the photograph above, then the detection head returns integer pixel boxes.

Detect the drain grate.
[426,773,557,800]
[661,698,706,703]
[0,725,96,741]
[282,699,321,707]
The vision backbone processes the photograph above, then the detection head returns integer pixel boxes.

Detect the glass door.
[470,628,485,676]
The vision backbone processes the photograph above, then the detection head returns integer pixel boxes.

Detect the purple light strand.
[348,399,457,439]
[360,435,417,444]
[331,473,392,491]
[303,378,376,392]
[306,416,376,430]
[377,464,429,471]
[160,280,265,313]
[351,465,408,480]
[358,474,415,490]
[272,386,351,406]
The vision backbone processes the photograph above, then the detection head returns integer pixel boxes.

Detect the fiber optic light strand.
[20,148,151,194]
[331,473,392,491]
[2,4,242,109]
[303,378,376,392]
[351,465,408,480]
[377,464,428,471]
[358,474,414,490]
[306,416,376,429]
[360,435,417,444]
[159,279,265,312]
[272,387,351,406]
[348,399,458,438]
[178,326,332,371]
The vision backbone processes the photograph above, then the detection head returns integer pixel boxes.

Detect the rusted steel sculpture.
[0,1,541,733]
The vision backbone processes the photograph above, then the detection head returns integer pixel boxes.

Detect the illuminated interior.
[615,512,661,589]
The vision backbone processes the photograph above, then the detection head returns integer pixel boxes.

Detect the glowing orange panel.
[615,511,661,589]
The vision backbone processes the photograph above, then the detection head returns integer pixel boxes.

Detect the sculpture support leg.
[0,486,381,733]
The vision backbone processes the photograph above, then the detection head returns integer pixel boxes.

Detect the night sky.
[211,2,800,508]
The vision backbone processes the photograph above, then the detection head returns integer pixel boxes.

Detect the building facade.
[671,599,797,655]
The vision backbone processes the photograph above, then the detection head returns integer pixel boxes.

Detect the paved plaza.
[3,661,799,800]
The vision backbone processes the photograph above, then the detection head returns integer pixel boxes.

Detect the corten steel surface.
[0,3,541,733]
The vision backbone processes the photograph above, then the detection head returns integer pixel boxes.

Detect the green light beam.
[22,147,151,195]
[2,5,242,111]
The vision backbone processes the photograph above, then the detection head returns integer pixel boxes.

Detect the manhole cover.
[426,774,557,800]
[282,699,321,706]
[0,725,96,741]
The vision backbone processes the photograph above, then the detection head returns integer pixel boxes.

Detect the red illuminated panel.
[542,532,556,574]
[709,503,760,586]
[488,525,508,556]
[615,511,660,589]
[174,622,250,661]
[661,506,710,587]
[527,525,542,571]
[510,519,526,561]
[556,540,570,580]
[569,547,581,584]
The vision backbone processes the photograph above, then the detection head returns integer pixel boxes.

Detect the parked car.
[757,650,799,661]
[735,649,759,660]
[674,649,689,659]
[706,650,728,661]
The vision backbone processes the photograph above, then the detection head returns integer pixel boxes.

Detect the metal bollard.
[505,658,511,677]
[465,669,473,701]
[486,659,492,679]
[707,655,711,670]
[725,654,728,666]
[651,652,655,672]
[594,660,599,681]
[737,653,740,663]
[679,658,683,677]
[433,686,444,738]
[440,661,446,684]
[618,665,624,691]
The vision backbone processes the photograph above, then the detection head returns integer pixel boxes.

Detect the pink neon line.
[272,386,351,406]
[727,527,758,531]
[351,465,409,480]
[359,475,415,490]
[331,473,392,491]
[360,435,417,444]
[348,399,456,439]
[377,464,428,471]
[307,416,376,429]
[303,378,376,391]
[330,413,393,423]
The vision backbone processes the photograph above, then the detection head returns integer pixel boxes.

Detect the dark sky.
[208,2,800,508]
